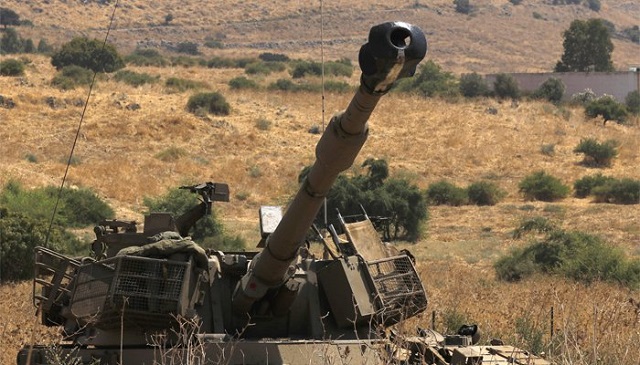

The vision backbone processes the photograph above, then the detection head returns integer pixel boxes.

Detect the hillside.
[1,1,639,364]
[3,0,640,73]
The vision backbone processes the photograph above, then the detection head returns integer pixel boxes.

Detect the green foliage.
[142,188,244,251]
[290,59,353,78]
[573,138,618,167]
[0,58,24,76]
[586,0,601,11]
[453,0,472,14]
[51,37,124,73]
[125,48,168,66]
[175,41,199,55]
[622,25,639,44]
[259,52,290,62]
[570,88,596,106]
[186,92,230,116]
[268,78,319,92]
[245,61,286,75]
[493,73,520,99]
[467,181,506,206]
[0,209,81,282]
[512,217,558,239]
[113,69,158,87]
[43,186,115,228]
[395,60,458,97]
[308,158,427,241]
[165,77,207,92]
[585,95,628,124]
[0,27,23,54]
[555,19,614,72]
[0,7,20,28]
[625,90,640,115]
[426,180,468,206]
[592,178,640,204]
[51,65,93,90]
[573,173,615,198]
[203,38,224,49]
[323,80,352,93]
[518,171,570,202]
[459,72,488,97]
[255,118,272,131]
[207,56,254,69]
[228,76,259,90]
[37,39,53,54]
[532,77,565,103]
[496,222,640,288]
[169,55,200,67]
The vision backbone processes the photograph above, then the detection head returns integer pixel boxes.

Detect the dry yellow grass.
[0,1,639,363]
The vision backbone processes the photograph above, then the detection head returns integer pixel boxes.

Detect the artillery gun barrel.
[233,21,427,314]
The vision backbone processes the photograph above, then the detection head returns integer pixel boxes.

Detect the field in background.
[1,1,639,363]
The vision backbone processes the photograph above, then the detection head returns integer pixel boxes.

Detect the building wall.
[485,72,640,101]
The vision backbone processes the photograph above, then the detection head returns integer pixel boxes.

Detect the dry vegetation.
[1,1,639,364]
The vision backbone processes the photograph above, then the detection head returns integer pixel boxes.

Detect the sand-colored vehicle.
[18,22,549,365]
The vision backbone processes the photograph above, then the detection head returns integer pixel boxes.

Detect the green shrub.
[186,92,230,116]
[570,88,596,106]
[114,69,158,87]
[426,180,468,206]
[394,60,458,98]
[43,186,114,227]
[245,61,285,75]
[125,48,168,66]
[290,59,353,78]
[493,73,520,99]
[585,95,628,124]
[0,209,81,281]
[573,173,615,198]
[518,171,569,202]
[37,38,53,54]
[175,41,199,55]
[625,90,640,115]
[51,37,124,73]
[165,77,207,92]
[255,118,272,131]
[512,216,558,239]
[623,25,639,43]
[573,138,618,167]
[454,0,472,14]
[467,181,506,206]
[459,72,489,97]
[203,39,224,49]
[532,77,565,103]
[229,76,259,90]
[207,56,254,69]
[51,65,93,90]
[323,80,352,93]
[586,0,601,11]
[496,225,640,288]
[259,52,290,62]
[169,56,200,67]
[0,28,23,54]
[0,58,24,76]
[592,178,640,204]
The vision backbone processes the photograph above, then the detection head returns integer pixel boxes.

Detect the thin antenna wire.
[44,0,120,247]
[320,0,328,226]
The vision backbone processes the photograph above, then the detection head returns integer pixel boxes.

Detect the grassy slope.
[0,1,639,364]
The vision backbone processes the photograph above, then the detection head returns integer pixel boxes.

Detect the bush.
[203,39,224,49]
[467,181,506,206]
[623,25,639,44]
[426,180,468,206]
[0,209,80,282]
[0,27,24,54]
[493,73,520,99]
[592,178,640,204]
[585,95,628,124]
[454,0,472,14]
[207,56,249,69]
[165,77,207,92]
[175,41,199,55]
[125,48,168,66]
[51,65,93,90]
[43,186,115,227]
[573,173,614,198]
[395,60,458,97]
[323,80,352,93]
[459,73,489,97]
[0,58,24,76]
[532,77,565,103]
[586,0,601,11]
[573,138,618,167]
[114,70,158,87]
[518,171,570,202]
[290,59,353,78]
[186,92,230,116]
[259,52,290,62]
[496,223,640,288]
[51,37,124,73]
[228,76,259,90]
[245,61,285,75]
[570,88,596,106]
[37,38,53,54]
[625,90,640,115]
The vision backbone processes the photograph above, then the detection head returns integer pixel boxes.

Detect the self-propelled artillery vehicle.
[18,22,550,365]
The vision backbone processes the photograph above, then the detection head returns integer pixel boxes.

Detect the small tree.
[519,171,570,202]
[573,138,618,167]
[0,58,24,76]
[459,73,489,97]
[426,180,468,206]
[51,37,125,73]
[0,27,23,54]
[187,92,230,116]
[493,73,520,99]
[533,77,565,103]
[555,19,614,72]
[0,7,20,29]
[467,181,506,206]
[625,90,640,115]
[585,95,627,124]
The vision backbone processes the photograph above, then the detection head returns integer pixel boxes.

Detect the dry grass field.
[1,1,639,364]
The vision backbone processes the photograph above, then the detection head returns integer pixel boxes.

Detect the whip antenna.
[44,0,120,247]
[320,0,328,226]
